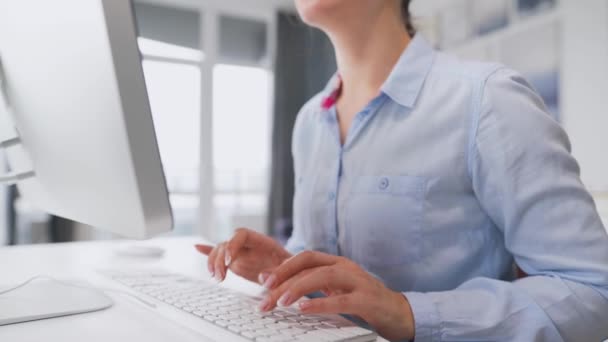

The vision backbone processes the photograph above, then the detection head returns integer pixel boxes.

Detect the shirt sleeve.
[404,68,608,342]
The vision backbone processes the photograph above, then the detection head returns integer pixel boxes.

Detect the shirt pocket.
[345,175,428,268]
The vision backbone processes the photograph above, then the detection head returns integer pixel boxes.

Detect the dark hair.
[401,0,416,36]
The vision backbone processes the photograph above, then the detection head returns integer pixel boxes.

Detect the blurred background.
[1,0,607,246]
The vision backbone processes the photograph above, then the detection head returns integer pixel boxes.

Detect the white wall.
[560,0,608,193]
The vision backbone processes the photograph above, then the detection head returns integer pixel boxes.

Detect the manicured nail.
[258,272,269,285]
[298,300,312,311]
[208,263,214,276]
[224,251,232,267]
[277,292,291,307]
[215,270,223,282]
[263,274,276,289]
[257,296,272,312]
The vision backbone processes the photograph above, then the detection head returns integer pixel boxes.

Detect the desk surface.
[0,237,387,342]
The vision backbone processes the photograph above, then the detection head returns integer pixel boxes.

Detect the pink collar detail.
[320,75,343,110]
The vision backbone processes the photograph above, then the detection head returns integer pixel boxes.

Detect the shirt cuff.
[403,291,441,342]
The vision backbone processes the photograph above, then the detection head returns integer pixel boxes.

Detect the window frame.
[196,3,277,240]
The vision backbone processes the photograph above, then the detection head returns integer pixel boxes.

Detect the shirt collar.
[381,34,436,108]
[319,34,436,110]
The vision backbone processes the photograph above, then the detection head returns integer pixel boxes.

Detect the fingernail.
[258,272,269,285]
[224,252,232,267]
[215,270,223,282]
[277,292,291,307]
[208,263,214,276]
[263,274,276,289]
[257,296,272,312]
[298,300,312,311]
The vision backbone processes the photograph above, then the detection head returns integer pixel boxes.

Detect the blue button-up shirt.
[286,34,608,341]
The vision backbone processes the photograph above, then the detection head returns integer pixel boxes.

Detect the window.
[135,6,274,241]
[212,64,272,240]
[140,39,203,235]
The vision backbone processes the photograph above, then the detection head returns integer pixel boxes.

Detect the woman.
[196,1,608,340]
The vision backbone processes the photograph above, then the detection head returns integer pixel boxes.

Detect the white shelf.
[449,8,562,58]
[419,0,608,192]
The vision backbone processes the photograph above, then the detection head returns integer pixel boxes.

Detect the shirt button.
[328,192,336,200]
[379,177,390,190]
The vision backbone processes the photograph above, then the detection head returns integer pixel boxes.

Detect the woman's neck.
[328,7,411,101]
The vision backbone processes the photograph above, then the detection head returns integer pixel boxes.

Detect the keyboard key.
[203,315,217,322]
[265,322,290,330]
[265,336,293,342]
[228,325,246,333]
[221,313,239,320]
[231,318,251,325]
[302,330,341,341]
[256,328,279,336]
[243,322,265,330]
[339,326,374,336]
[215,320,230,327]
[242,330,266,339]
[283,327,307,336]
[294,335,326,342]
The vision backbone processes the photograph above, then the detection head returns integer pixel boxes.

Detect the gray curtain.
[268,13,336,241]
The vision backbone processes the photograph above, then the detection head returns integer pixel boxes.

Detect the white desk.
[0,237,386,341]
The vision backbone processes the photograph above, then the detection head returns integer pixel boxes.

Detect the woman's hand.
[258,251,415,341]
[194,228,292,284]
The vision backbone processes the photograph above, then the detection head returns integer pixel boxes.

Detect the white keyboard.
[104,270,377,342]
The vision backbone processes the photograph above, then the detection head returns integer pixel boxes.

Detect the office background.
[1,0,607,246]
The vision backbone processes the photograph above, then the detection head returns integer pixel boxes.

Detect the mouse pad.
[0,285,211,342]
[0,278,113,326]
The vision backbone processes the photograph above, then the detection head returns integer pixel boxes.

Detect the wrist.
[384,290,415,341]
[398,292,415,340]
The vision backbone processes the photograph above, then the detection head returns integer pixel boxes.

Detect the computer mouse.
[114,244,165,258]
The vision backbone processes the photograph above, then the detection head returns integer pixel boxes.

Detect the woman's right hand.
[195,228,292,285]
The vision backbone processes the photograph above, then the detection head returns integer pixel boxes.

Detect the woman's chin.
[295,0,341,27]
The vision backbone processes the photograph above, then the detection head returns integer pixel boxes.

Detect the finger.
[257,267,276,285]
[258,269,311,312]
[214,243,227,282]
[207,245,219,277]
[274,267,355,308]
[194,244,213,255]
[298,294,360,315]
[224,229,250,267]
[264,251,337,289]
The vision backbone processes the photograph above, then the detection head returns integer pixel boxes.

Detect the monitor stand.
[0,278,114,326]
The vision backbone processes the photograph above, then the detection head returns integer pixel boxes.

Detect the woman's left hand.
[257,251,415,341]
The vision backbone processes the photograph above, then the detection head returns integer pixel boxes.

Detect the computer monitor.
[0,0,173,239]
